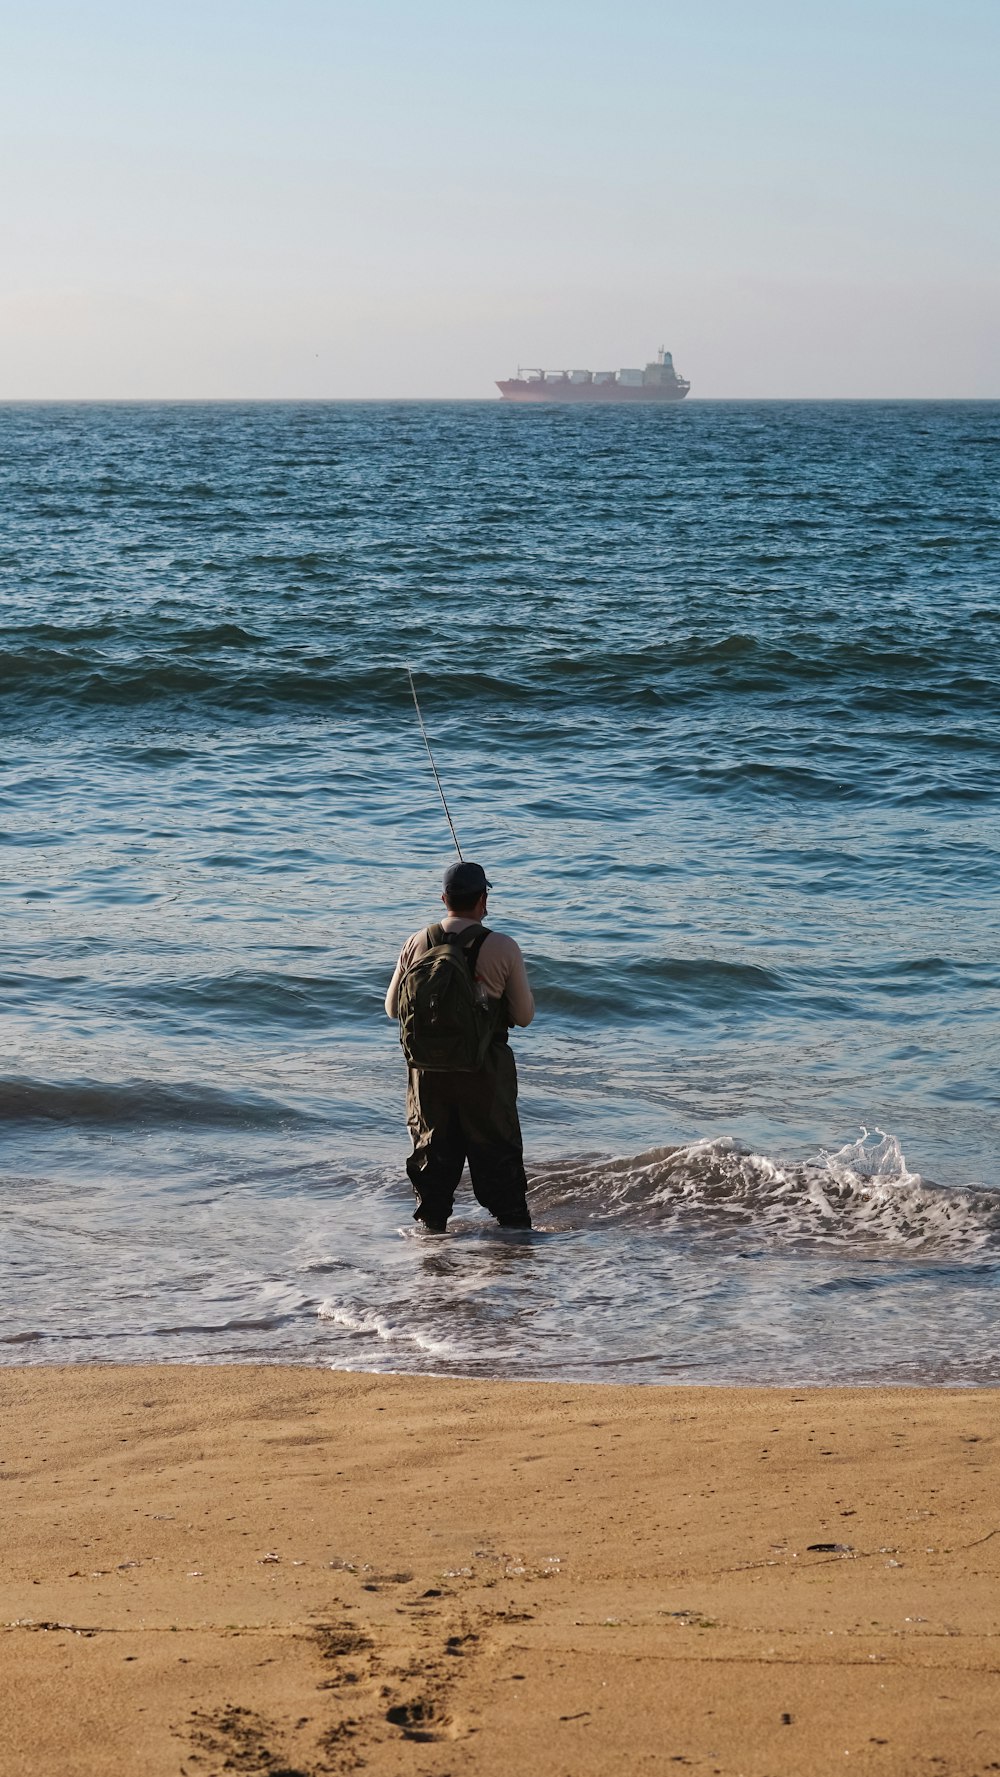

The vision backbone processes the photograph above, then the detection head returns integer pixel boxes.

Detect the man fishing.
[385,860,535,1232]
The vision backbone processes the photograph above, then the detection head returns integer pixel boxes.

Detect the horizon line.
[1,394,998,406]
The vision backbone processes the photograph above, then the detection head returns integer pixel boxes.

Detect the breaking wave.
[530,1130,1000,1255]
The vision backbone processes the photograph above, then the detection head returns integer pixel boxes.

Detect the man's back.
[385,916,535,1028]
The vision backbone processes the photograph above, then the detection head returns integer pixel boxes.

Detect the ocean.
[2,398,998,1383]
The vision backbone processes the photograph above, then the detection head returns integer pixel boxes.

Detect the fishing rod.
[406,667,463,860]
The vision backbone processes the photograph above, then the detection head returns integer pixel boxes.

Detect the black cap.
[443,860,492,898]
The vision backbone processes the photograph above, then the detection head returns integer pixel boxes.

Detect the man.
[385,860,535,1232]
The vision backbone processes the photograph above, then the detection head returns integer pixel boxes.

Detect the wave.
[2,949,992,1043]
[316,1301,462,1361]
[530,954,786,1019]
[0,1075,314,1128]
[3,620,1000,723]
[0,966,387,1031]
[529,1130,1000,1254]
[131,969,380,1028]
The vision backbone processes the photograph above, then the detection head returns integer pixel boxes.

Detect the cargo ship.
[497,346,690,403]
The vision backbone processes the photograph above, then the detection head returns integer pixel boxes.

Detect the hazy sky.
[3,0,998,398]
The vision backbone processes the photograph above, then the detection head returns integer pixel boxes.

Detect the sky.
[1,0,998,398]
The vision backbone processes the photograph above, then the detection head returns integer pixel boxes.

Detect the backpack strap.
[461,925,491,976]
[425,922,491,976]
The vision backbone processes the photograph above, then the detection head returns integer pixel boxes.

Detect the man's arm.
[385,941,413,1018]
[385,962,402,1019]
[503,945,535,1027]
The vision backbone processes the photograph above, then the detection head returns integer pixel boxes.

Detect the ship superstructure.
[497,346,689,403]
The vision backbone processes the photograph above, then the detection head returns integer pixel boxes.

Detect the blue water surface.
[1,400,998,1380]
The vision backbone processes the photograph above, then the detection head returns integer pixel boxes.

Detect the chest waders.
[403,925,531,1232]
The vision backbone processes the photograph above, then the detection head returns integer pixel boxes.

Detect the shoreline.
[7,1354,1000,1387]
[3,1365,999,1775]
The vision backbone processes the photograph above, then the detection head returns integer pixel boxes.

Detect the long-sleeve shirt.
[385,916,535,1027]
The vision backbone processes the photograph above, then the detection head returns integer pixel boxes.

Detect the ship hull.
[497,380,689,403]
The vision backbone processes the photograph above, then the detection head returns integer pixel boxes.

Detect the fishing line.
[406,667,463,859]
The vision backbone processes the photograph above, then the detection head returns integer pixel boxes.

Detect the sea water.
[1,398,998,1382]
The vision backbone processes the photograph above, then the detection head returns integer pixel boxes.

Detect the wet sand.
[2,1366,999,1776]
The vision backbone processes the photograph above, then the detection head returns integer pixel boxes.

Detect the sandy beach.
[2,1368,999,1776]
